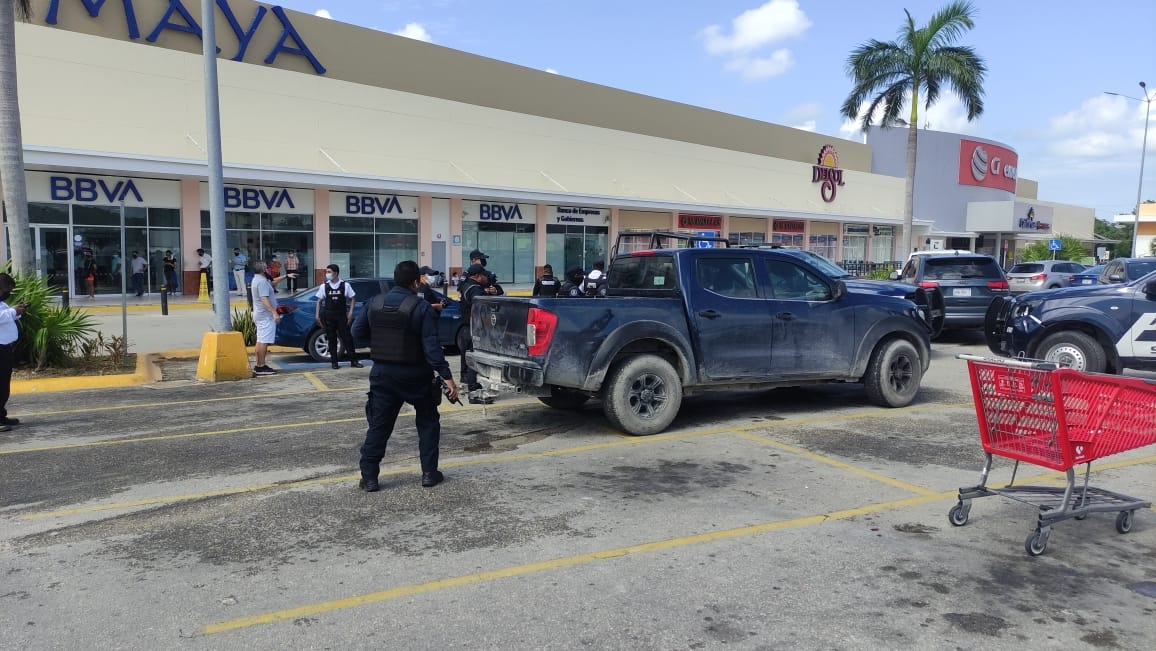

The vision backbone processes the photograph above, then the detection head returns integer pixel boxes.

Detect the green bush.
[232,307,256,346]
[6,265,98,370]
[1019,235,1087,263]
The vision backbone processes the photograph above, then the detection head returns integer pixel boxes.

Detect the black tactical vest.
[323,281,347,315]
[536,275,559,297]
[369,294,424,365]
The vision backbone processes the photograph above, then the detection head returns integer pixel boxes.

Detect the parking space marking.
[201,490,952,635]
[733,431,938,496]
[13,388,362,418]
[302,372,329,392]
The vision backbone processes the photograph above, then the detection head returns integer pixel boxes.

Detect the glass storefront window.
[545,225,609,275]
[201,210,317,286]
[148,208,180,228]
[29,202,68,224]
[808,235,837,260]
[462,222,538,284]
[727,231,766,247]
[329,218,418,278]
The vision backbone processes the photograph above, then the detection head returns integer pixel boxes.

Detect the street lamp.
[1105,81,1154,257]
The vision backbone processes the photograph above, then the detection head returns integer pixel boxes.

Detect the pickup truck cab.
[466,237,934,435]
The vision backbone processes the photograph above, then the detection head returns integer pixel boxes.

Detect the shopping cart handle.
[955,353,1060,370]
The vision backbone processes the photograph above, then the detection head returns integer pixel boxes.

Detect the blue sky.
[278,0,1156,220]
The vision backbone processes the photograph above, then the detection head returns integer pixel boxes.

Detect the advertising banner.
[958,139,1018,193]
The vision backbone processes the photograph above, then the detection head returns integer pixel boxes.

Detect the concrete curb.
[12,352,161,395]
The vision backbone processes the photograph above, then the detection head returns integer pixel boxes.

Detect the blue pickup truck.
[466,239,935,435]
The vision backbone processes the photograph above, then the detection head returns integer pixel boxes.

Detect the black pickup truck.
[466,237,934,435]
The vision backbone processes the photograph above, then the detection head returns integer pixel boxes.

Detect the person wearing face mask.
[231,247,248,296]
[250,261,296,376]
[315,264,363,369]
[0,273,26,431]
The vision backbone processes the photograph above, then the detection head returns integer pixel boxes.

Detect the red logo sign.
[958,139,1018,192]
[678,214,722,230]
[812,145,845,203]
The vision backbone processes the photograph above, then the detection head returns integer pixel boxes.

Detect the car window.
[608,255,678,290]
[924,257,1003,280]
[1127,261,1156,280]
[1009,264,1043,274]
[697,257,757,298]
[766,260,832,301]
[899,259,917,282]
[349,280,389,299]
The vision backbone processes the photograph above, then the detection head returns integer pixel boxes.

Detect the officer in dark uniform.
[351,260,458,491]
[457,263,493,404]
[315,264,363,369]
[532,264,560,297]
[559,267,587,297]
[418,266,447,313]
[468,249,505,296]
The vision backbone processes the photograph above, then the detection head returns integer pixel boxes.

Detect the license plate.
[954,288,972,297]
[487,367,504,382]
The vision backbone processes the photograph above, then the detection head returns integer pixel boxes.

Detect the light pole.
[1105,81,1153,257]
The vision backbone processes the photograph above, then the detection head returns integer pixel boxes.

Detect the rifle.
[435,374,462,406]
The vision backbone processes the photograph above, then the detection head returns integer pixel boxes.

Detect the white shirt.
[315,279,356,301]
[251,274,276,320]
[0,301,21,345]
[199,253,212,269]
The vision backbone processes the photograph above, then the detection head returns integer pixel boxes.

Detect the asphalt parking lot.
[2,333,1155,650]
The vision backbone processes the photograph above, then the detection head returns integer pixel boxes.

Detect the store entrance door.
[33,226,71,296]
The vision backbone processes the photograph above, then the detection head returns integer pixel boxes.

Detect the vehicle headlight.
[1011,301,1034,318]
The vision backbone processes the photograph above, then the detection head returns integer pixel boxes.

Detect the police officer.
[468,249,505,296]
[559,267,586,297]
[582,260,606,296]
[419,266,447,313]
[315,264,363,369]
[532,264,560,297]
[457,263,494,404]
[352,260,458,491]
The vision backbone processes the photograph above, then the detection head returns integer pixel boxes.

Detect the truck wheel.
[307,329,339,363]
[1037,331,1106,373]
[602,354,682,436]
[538,386,590,410]
[864,339,922,408]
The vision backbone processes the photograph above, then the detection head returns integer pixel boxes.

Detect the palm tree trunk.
[0,2,32,273]
[900,101,919,262]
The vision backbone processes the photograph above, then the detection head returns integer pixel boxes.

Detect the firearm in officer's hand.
[435,374,462,405]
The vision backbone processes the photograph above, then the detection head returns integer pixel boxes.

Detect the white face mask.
[325,272,334,282]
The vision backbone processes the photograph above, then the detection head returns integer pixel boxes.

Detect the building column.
[419,195,433,267]
[179,178,201,295]
[670,211,679,231]
[449,197,463,277]
[610,207,620,253]
[313,188,330,286]
[535,202,548,275]
[719,215,731,242]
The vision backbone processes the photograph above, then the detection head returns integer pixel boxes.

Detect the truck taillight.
[918,281,939,289]
[526,308,558,356]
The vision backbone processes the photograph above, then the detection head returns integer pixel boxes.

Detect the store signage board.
[958,139,1018,193]
[44,0,326,75]
[28,171,180,208]
[811,145,845,202]
[462,201,534,222]
[332,192,419,218]
[678,214,722,230]
[549,206,609,226]
[199,182,313,214]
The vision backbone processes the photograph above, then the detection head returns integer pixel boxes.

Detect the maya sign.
[45,0,326,74]
[958,139,1018,192]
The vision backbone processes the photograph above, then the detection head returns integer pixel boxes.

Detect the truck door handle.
[775,312,794,321]
[698,310,721,319]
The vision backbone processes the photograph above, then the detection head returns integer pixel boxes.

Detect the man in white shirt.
[0,273,26,431]
[130,251,148,297]
[196,248,213,292]
[250,261,296,376]
[582,260,605,296]
[315,264,362,369]
[231,247,248,296]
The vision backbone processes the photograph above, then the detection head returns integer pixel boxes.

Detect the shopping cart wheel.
[1025,529,1050,556]
[948,502,970,527]
[1115,511,1135,534]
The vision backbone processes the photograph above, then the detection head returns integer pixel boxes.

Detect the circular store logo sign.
[970,146,988,182]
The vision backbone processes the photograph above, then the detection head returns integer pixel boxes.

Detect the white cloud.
[700,0,811,55]
[394,22,433,42]
[700,1,809,83]
[1044,94,1151,159]
[314,9,332,19]
[838,92,981,136]
[724,49,794,80]
[792,120,817,132]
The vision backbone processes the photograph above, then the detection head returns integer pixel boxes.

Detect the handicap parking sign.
[1048,239,1062,251]
[696,231,715,248]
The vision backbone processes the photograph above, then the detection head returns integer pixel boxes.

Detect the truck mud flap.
[983,296,1012,356]
[925,287,945,338]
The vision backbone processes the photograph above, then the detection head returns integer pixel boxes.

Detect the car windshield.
[924,257,1002,280]
[1009,264,1044,274]
[1126,261,1156,280]
[781,250,851,279]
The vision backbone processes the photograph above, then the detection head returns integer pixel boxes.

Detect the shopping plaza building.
[7,0,1095,295]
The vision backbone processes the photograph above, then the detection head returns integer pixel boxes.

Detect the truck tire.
[602,354,682,436]
[863,339,922,408]
[538,386,590,410]
[1036,331,1106,373]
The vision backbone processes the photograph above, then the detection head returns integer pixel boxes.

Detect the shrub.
[6,265,98,370]
[232,307,256,346]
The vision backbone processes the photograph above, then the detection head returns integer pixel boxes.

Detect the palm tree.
[840,0,986,261]
[0,0,33,274]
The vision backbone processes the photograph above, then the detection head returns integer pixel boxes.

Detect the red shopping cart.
[949,355,1156,556]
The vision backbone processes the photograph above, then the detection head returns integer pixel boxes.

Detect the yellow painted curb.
[76,300,251,315]
[195,332,251,382]
[159,345,298,360]
[11,353,160,395]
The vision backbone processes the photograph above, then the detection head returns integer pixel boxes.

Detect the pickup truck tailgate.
[471,298,532,358]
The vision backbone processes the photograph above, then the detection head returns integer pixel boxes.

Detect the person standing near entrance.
[231,247,248,296]
[130,251,147,297]
[532,264,560,297]
[0,273,26,431]
[284,250,300,292]
[196,248,212,292]
[315,264,363,369]
[83,251,97,299]
[162,250,178,293]
[351,260,458,491]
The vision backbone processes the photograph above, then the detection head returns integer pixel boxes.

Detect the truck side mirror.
[1109,273,1124,283]
[889,271,900,281]
[1145,281,1156,297]
[833,280,848,301]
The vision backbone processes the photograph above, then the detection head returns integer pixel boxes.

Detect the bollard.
[160,285,169,315]
[60,288,70,309]
[245,283,253,309]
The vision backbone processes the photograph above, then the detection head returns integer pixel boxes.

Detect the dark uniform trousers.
[0,342,13,420]
[360,363,441,477]
[323,312,356,362]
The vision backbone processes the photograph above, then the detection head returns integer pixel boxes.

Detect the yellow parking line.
[733,431,938,496]
[302,372,329,392]
[13,387,361,418]
[202,490,951,635]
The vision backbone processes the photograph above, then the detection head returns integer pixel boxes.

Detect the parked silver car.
[1005,260,1086,294]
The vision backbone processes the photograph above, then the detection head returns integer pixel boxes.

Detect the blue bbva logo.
[479,204,523,221]
[51,176,143,203]
[224,187,296,210]
[346,195,403,215]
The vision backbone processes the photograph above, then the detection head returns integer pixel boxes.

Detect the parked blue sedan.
[274,278,465,362]
[1068,264,1104,286]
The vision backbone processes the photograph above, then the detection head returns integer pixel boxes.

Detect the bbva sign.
[45,0,326,75]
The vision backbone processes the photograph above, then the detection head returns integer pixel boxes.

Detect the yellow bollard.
[198,272,209,302]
